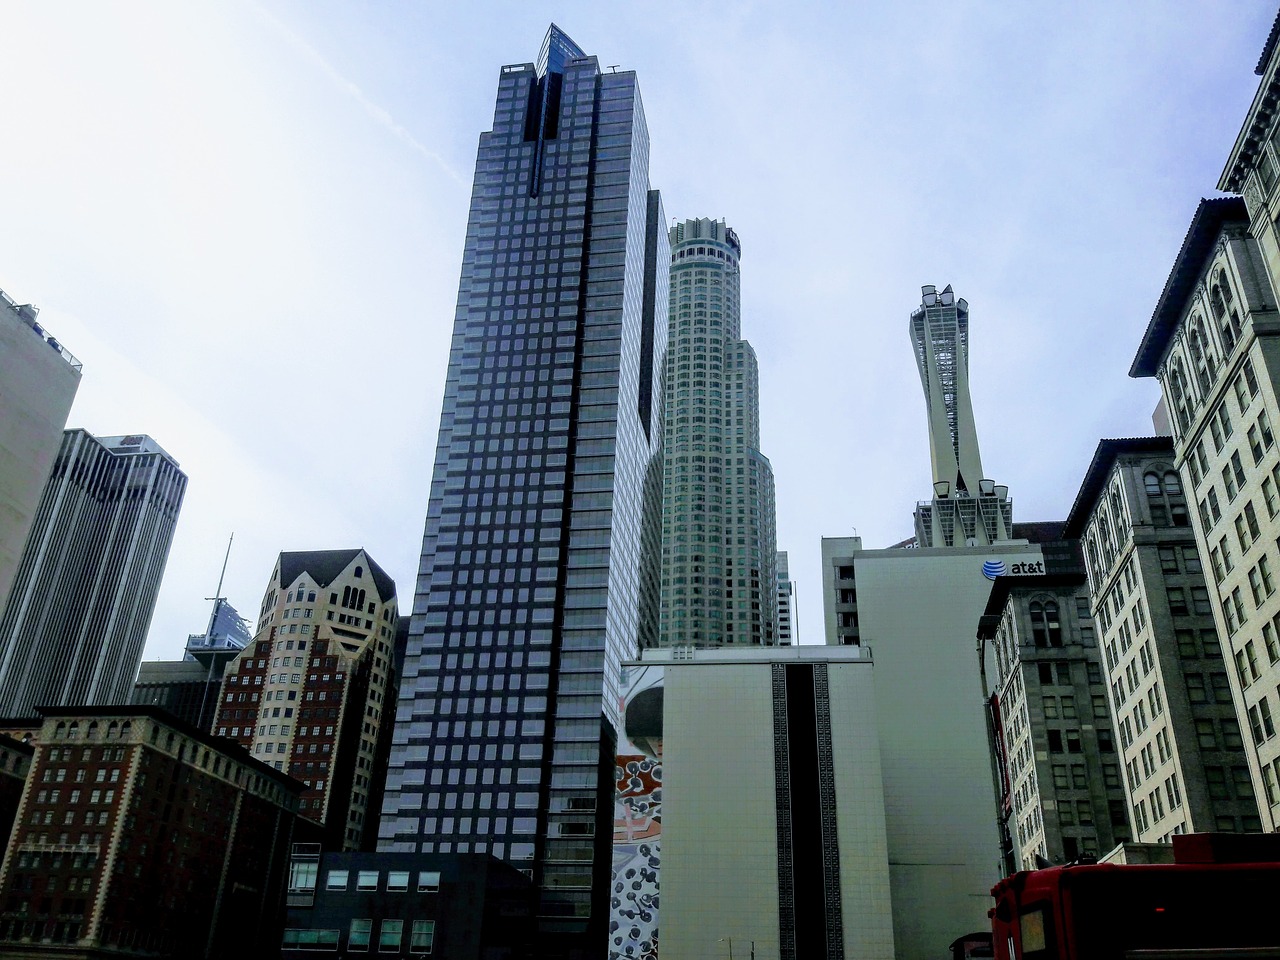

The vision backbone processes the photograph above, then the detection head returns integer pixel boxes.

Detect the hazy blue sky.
[0,1,1273,658]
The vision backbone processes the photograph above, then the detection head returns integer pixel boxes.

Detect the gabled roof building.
[214,549,399,851]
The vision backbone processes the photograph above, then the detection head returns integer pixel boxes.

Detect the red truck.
[986,834,1280,960]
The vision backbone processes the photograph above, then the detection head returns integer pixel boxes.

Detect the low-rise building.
[821,533,1054,960]
[610,645,893,960]
[282,848,533,958]
[0,706,301,958]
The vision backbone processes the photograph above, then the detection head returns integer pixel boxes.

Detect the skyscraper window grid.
[378,25,667,950]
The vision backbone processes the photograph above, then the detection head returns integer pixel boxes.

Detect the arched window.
[1211,284,1227,320]
[1044,601,1062,646]
[1164,471,1182,496]
[1144,473,1162,496]
[1030,602,1048,647]
[1029,600,1063,647]
[354,566,363,579]
[1169,360,1192,433]
[1213,270,1242,351]
[1191,314,1216,386]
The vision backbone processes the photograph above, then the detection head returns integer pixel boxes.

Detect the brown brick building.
[0,706,301,959]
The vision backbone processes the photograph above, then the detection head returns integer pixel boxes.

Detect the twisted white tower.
[910,285,1012,546]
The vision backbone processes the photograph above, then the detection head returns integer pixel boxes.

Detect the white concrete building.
[0,290,80,623]
[610,645,893,960]
[821,535,1046,960]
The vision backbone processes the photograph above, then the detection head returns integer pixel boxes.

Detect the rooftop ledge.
[2,290,82,373]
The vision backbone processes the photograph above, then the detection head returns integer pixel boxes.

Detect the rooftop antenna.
[607,64,620,73]
[197,532,235,728]
[204,532,234,634]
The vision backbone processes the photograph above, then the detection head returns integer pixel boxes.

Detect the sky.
[0,1,1274,660]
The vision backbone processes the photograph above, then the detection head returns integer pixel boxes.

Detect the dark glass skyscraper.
[378,25,667,956]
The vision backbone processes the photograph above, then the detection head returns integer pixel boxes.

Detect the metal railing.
[2,291,82,372]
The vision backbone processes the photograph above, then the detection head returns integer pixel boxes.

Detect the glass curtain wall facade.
[378,25,667,956]
[659,219,777,647]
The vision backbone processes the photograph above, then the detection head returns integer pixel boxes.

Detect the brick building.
[0,706,301,959]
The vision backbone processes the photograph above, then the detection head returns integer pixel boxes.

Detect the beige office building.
[0,290,80,622]
[821,536,1047,960]
[214,549,398,850]
[1065,438,1260,840]
[1129,195,1280,831]
[610,645,893,960]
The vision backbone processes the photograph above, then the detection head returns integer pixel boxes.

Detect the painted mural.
[609,663,664,960]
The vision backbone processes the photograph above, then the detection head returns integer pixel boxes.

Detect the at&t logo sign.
[982,559,1046,580]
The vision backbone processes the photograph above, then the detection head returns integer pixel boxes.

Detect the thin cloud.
[250,2,466,186]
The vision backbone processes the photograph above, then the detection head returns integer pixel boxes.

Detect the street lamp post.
[717,938,733,960]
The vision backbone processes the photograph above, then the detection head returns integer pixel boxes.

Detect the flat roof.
[37,704,305,793]
[629,645,870,667]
